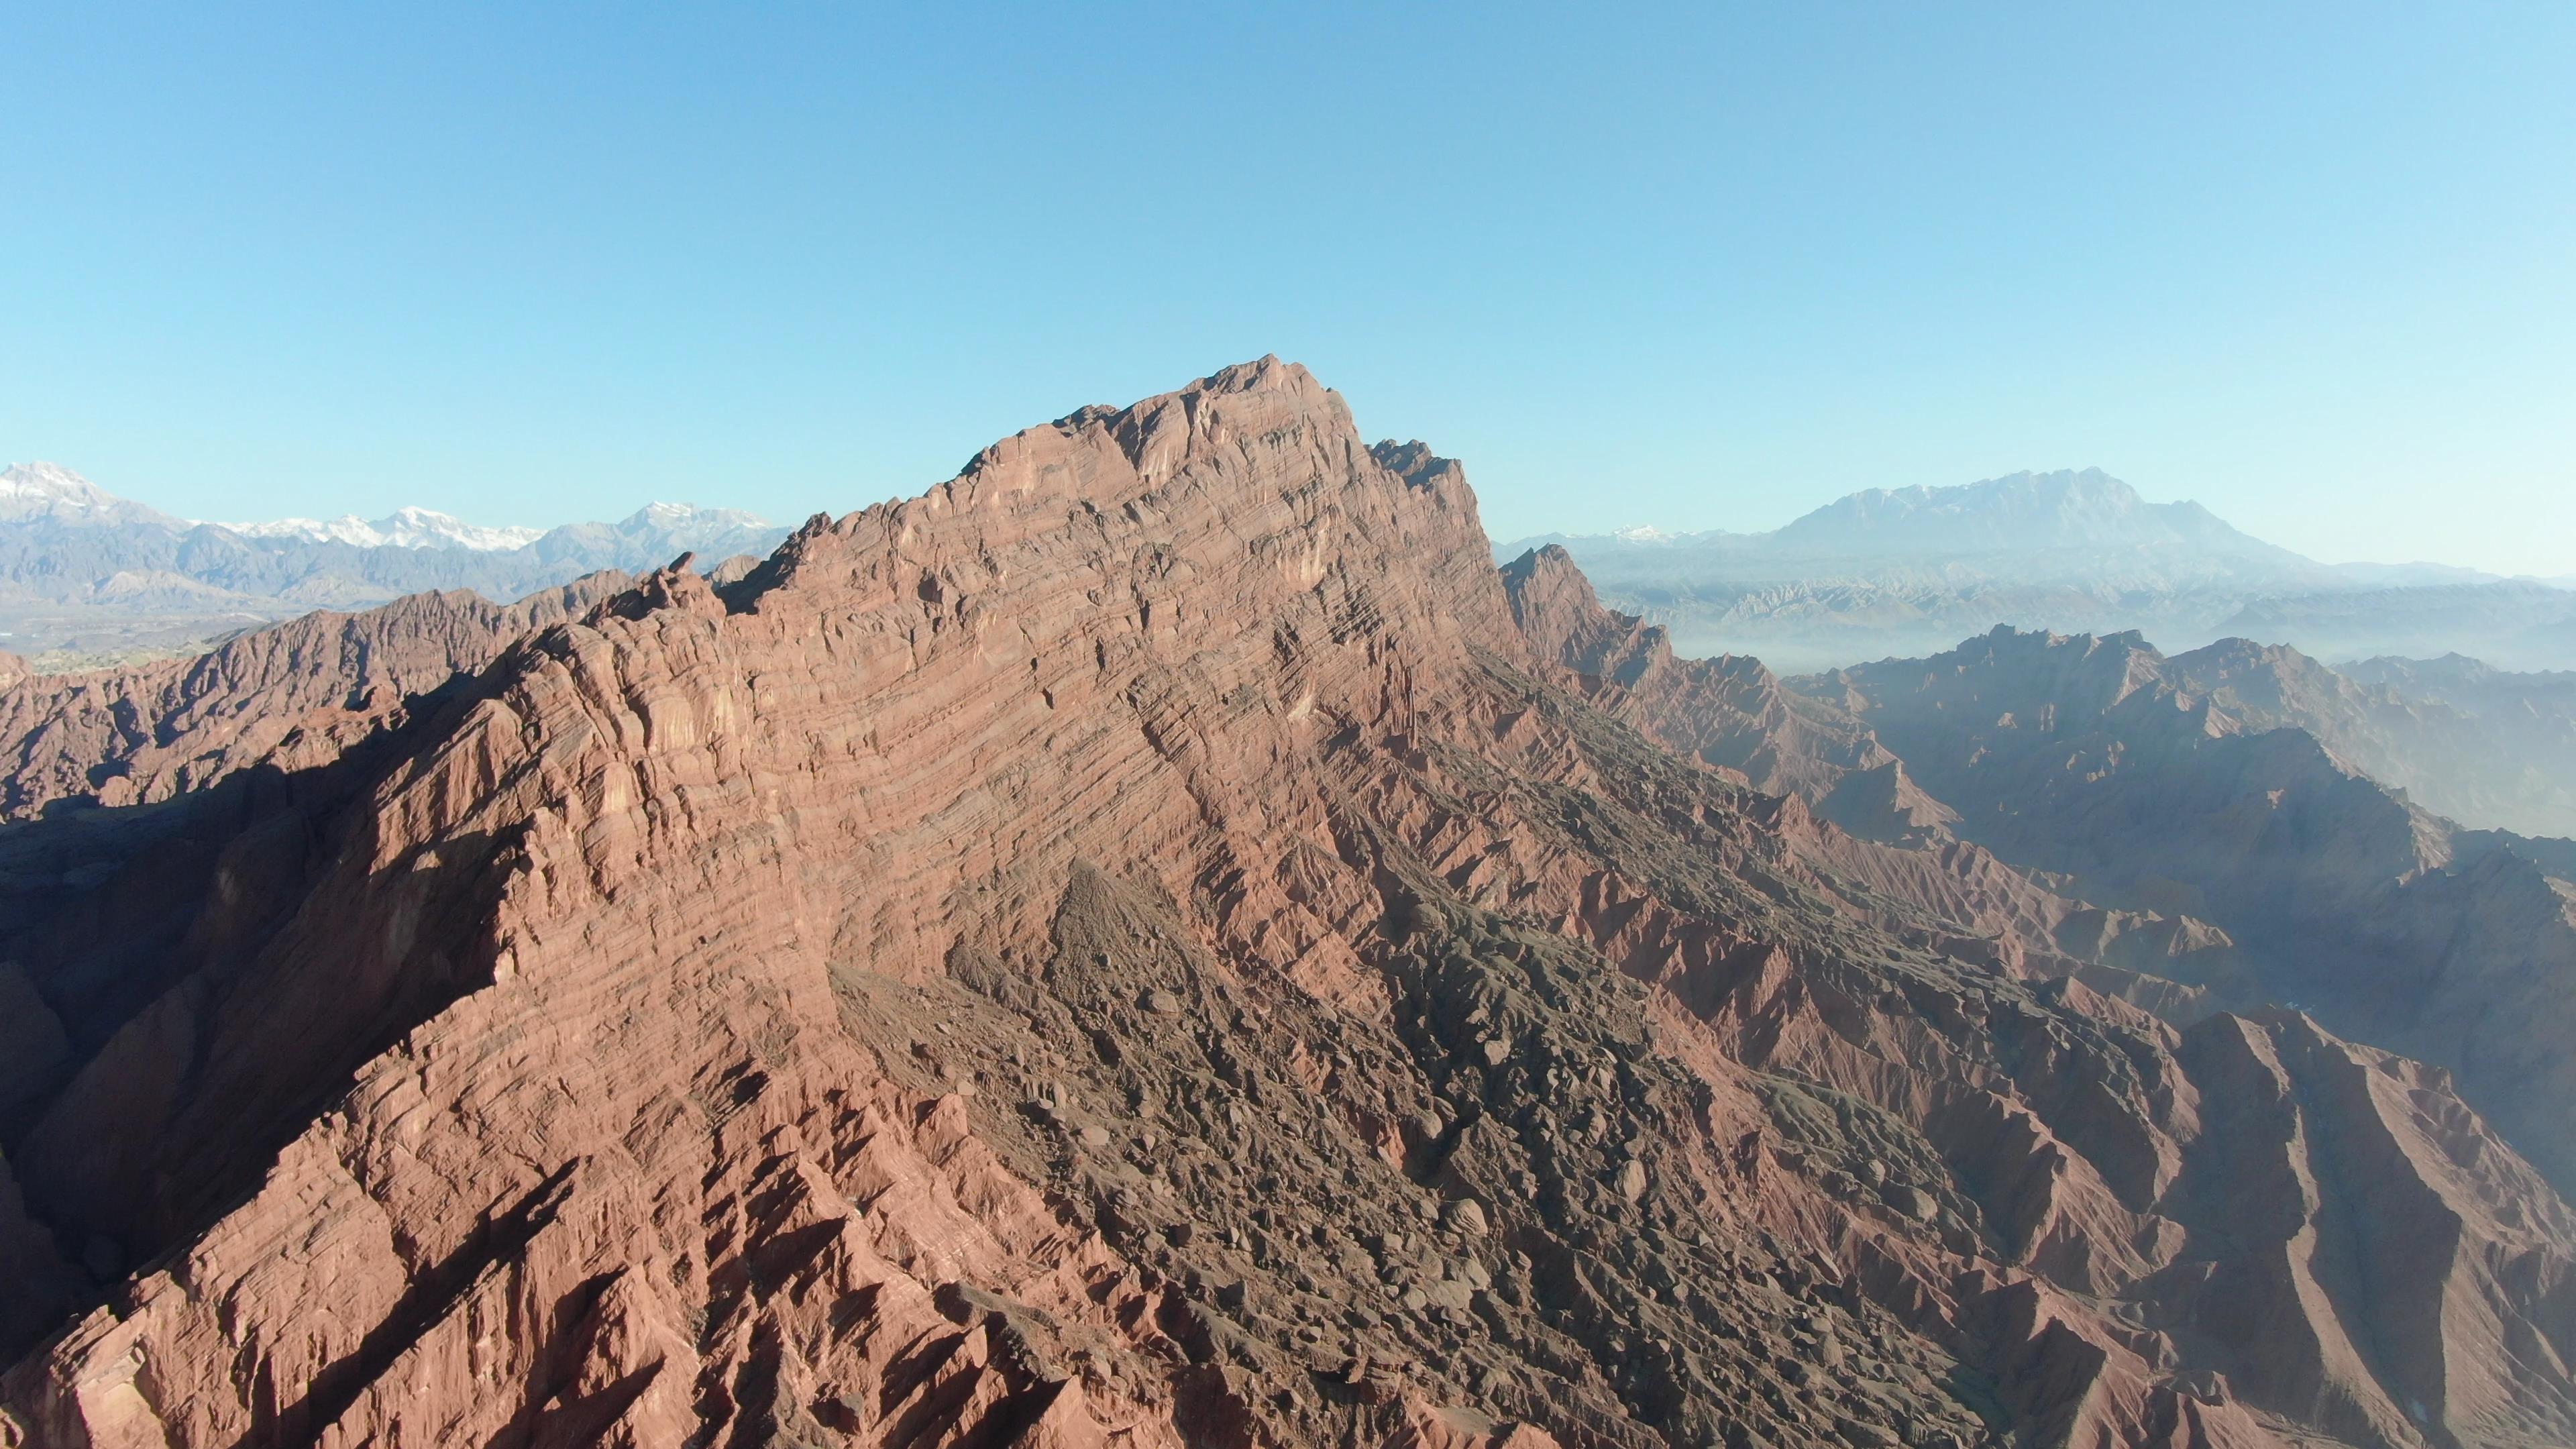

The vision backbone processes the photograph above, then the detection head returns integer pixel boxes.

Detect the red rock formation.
[1500,545,1939,830]
[1,362,2569,1449]
[0,572,631,820]
[1499,547,2247,1008]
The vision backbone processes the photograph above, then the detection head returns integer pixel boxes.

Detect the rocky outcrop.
[0,572,633,820]
[2,364,2570,1449]
[1499,546,1949,839]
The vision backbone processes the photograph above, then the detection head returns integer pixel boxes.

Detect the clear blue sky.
[6,4,2571,572]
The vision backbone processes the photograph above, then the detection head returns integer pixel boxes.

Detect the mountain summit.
[0,462,185,530]
[4,362,2571,1449]
[1767,468,2288,557]
[1499,467,2571,672]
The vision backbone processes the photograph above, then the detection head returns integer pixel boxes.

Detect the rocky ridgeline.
[0,362,2568,1449]
[1803,626,2576,1197]
[0,572,635,821]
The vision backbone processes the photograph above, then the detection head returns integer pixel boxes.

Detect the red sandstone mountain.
[0,362,2569,1449]
[0,574,635,823]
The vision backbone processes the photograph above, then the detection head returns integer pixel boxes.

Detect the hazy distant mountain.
[2217,580,2576,674]
[1506,468,2322,582]
[0,461,788,667]
[2161,640,2576,839]
[2319,653,2576,837]
[1766,468,2298,560]
[1502,468,2575,672]
[2343,651,2576,698]
[1795,623,2576,1198]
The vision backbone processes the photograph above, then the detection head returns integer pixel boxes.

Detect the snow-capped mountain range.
[219,507,549,552]
[213,499,779,554]
[0,461,792,663]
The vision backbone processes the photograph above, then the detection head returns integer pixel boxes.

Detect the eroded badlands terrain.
[1,362,2571,1449]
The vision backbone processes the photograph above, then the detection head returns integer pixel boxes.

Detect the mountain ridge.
[1501,468,2573,673]
[5,363,2573,1448]
[0,461,790,667]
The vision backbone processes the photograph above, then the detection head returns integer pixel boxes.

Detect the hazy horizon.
[7,5,2572,574]
[15,446,2557,580]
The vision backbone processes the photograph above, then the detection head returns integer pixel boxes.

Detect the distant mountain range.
[0,461,789,667]
[1792,621,2576,1186]
[7,367,2575,1448]
[216,505,547,552]
[1501,468,2576,672]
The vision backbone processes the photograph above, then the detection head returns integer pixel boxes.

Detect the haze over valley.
[7,7,2572,1448]
[1502,468,2576,675]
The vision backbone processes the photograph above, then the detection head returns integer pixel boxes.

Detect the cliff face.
[1,364,2571,1449]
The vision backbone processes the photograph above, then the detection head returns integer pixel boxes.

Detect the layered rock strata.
[0,573,632,821]
[0,363,2569,1449]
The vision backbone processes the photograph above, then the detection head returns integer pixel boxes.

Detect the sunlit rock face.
[1,362,2569,1449]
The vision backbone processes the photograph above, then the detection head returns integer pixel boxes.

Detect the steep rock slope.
[5,362,1919,1449]
[1499,547,2243,1008]
[1,366,2569,1449]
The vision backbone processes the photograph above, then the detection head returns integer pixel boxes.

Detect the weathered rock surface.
[0,364,2569,1449]
[0,572,632,820]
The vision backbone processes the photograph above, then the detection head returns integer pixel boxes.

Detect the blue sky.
[5,4,2571,572]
